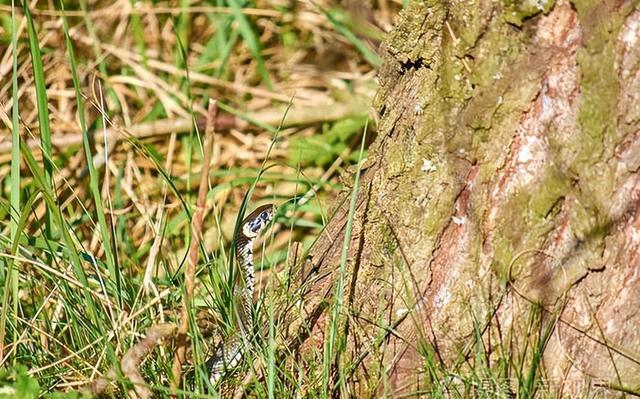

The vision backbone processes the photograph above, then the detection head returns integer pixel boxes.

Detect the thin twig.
[0,90,372,156]
[0,114,231,155]
[89,323,176,398]
[171,100,218,391]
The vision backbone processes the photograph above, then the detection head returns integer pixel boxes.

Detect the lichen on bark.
[297,0,640,397]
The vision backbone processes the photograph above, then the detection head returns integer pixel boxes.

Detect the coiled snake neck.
[205,204,276,385]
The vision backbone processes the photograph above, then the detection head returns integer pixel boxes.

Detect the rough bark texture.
[295,0,640,397]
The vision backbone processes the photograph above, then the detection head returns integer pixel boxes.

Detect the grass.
[0,0,22,373]
[0,1,573,398]
[321,120,367,397]
[23,1,53,238]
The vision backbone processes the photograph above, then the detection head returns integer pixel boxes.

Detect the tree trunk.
[295,0,640,397]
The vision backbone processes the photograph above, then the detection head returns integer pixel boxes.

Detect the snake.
[205,203,276,385]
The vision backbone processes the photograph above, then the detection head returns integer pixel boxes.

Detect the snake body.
[206,204,276,385]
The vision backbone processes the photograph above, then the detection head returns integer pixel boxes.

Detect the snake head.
[239,204,276,240]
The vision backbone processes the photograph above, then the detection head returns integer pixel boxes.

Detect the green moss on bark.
[572,0,627,218]
[503,0,556,26]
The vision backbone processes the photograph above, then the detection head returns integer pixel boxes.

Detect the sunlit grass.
[1,0,381,397]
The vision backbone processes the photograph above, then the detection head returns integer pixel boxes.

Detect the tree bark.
[295,0,640,397]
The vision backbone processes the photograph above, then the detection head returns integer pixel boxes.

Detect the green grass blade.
[0,190,39,365]
[79,0,121,111]
[0,7,25,355]
[229,97,291,268]
[19,140,102,329]
[266,242,278,399]
[60,0,121,307]
[216,101,277,133]
[175,0,190,68]
[227,0,272,87]
[522,308,556,398]
[23,0,53,237]
[9,1,21,266]
[325,9,381,67]
[322,123,368,397]
[129,0,148,66]
[198,13,238,78]
[2,0,22,363]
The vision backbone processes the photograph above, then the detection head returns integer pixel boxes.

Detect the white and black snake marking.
[206,204,276,385]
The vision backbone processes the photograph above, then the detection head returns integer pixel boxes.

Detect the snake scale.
[205,204,276,385]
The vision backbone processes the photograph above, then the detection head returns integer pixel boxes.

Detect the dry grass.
[0,0,399,397]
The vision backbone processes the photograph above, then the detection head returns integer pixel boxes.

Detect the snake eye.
[249,220,262,234]
[260,211,270,221]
